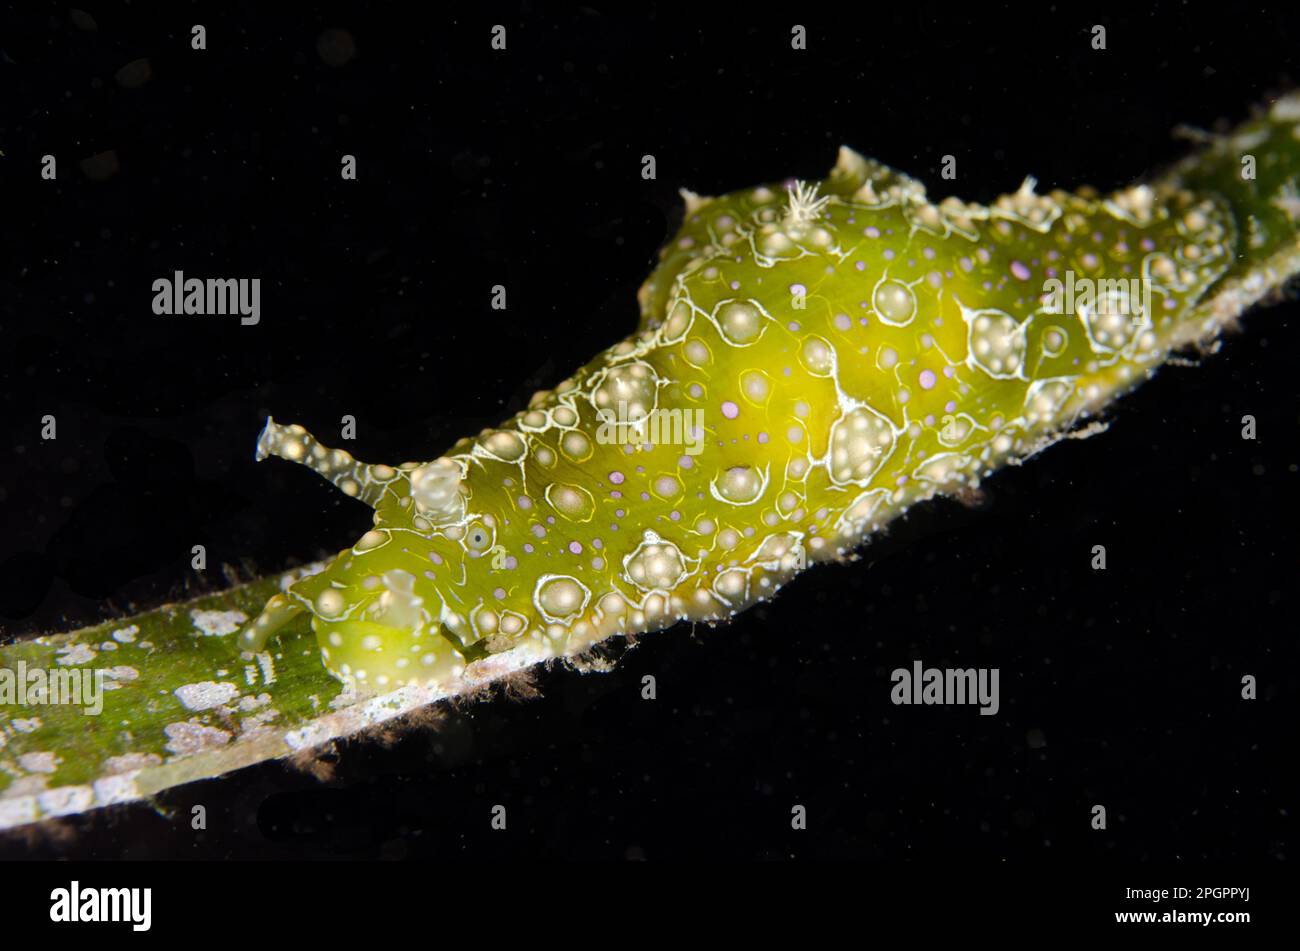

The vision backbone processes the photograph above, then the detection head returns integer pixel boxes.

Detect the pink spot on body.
[721,400,739,419]
[1010,260,1031,281]
[609,471,625,484]
[918,369,937,390]
[568,541,583,555]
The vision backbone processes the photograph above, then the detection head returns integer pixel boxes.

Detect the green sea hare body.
[241,95,1300,694]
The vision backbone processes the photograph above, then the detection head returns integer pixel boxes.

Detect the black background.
[0,2,1296,862]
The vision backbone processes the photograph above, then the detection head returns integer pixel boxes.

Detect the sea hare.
[240,94,1300,694]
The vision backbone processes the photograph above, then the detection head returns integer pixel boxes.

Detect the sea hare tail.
[237,592,303,653]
